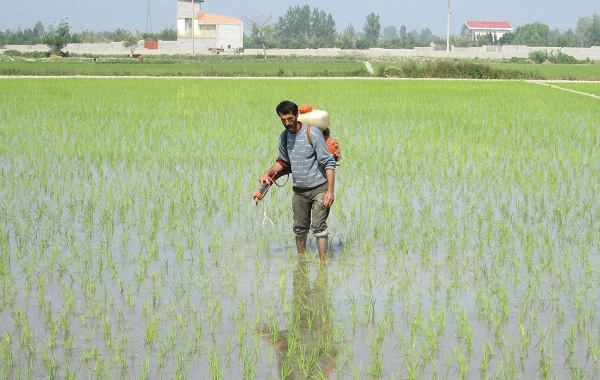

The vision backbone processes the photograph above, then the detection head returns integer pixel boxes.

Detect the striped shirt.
[278,123,336,189]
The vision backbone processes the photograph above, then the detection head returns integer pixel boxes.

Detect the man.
[259,100,336,261]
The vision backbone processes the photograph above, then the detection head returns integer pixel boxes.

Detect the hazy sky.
[1,0,598,37]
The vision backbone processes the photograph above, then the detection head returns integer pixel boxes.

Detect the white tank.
[298,109,330,131]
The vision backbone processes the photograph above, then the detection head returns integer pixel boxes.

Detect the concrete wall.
[177,0,200,19]
[2,43,600,60]
[216,24,243,50]
[244,46,600,60]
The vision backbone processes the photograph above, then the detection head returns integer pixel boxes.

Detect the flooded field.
[0,77,599,379]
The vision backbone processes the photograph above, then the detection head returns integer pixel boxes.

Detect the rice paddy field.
[0,58,369,77]
[0,77,599,379]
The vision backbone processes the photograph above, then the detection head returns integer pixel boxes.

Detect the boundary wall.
[2,43,600,60]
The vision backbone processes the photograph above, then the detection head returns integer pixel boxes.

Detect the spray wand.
[253,173,278,205]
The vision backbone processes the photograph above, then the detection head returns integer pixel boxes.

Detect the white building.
[177,0,243,53]
[462,21,513,42]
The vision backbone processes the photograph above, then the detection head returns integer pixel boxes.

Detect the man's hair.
[276,100,298,116]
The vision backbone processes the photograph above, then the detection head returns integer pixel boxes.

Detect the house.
[176,0,243,53]
[462,21,513,42]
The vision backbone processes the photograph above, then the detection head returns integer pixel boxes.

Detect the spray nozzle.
[253,182,270,204]
[253,173,277,205]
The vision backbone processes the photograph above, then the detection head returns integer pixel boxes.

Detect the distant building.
[176,0,243,53]
[462,21,513,41]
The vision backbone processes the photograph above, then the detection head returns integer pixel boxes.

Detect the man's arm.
[324,168,335,207]
[259,161,286,184]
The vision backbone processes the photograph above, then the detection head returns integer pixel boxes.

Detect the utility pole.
[146,0,152,34]
[446,0,451,57]
[192,0,194,54]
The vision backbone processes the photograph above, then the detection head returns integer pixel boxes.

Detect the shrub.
[529,49,579,64]
[3,49,23,57]
[529,50,548,64]
[548,50,578,64]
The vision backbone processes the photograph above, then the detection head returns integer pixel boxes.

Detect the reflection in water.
[261,259,337,379]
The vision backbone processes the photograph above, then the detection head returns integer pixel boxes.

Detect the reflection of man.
[261,259,337,379]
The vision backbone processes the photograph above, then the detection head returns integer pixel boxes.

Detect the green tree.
[362,12,381,46]
[415,27,441,44]
[449,34,473,47]
[112,28,134,42]
[1,24,44,45]
[498,32,515,45]
[275,5,336,48]
[549,28,578,47]
[513,22,550,46]
[590,14,600,46]
[576,14,600,47]
[122,35,139,53]
[475,32,494,46]
[405,31,416,48]
[156,27,177,41]
[33,21,45,39]
[43,19,71,55]
[338,24,357,49]
[276,4,311,47]
[247,14,275,57]
[311,9,336,47]
[383,25,397,40]
[399,25,407,39]
[72,29,111,43]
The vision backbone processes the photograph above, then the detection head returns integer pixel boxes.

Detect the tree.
[43,19,71,55]
[362,12,381,46]
[311,9,336,47]
[475,32,494,46]
[498,32,515,45]
[247,14,275,57]
[122,35,139,54]
[416,28,440,44]
[383,25,397,40]
[549,28,578,47]
[112,28,133,42]
[276,4,311,47]
[338,24,357,49]
[33,21,45,39]
[405,31,417,48]
[513,22,550,46]
[399,25,407,39]
[275,5,336,48]
[156,27,177,41]
[72,29,111,43]
[576,14,600,47]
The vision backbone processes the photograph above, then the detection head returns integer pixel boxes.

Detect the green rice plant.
[208,347,223,380]
[0,77,598,379]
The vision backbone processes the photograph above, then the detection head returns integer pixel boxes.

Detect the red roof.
[464,21,512,30]
[198,12,242,24]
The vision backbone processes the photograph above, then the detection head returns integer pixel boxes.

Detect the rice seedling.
[0,76,598,378]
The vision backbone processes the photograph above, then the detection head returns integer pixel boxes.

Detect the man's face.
[279,112,298,132]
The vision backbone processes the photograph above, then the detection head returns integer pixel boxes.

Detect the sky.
[1,0,598,37]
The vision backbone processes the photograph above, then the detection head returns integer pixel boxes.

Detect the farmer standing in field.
[259,100,336,262]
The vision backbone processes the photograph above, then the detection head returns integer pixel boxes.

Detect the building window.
[198,24,217,38]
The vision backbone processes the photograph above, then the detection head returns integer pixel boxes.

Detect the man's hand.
[259,162,286,185]
[324,190,334,207]
[259,172,274,185]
